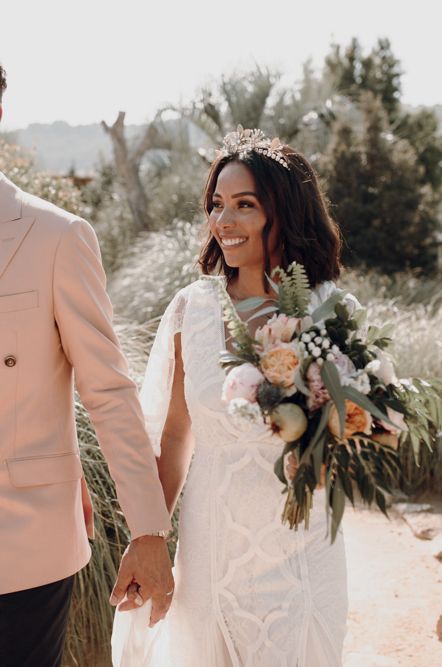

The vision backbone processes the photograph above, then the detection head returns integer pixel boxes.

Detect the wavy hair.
[198,145,342,289]
[0,65,6,102]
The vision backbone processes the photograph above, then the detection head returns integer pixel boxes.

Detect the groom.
[0,65,173,666]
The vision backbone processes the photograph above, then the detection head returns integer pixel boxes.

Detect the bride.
[112,128,359,666]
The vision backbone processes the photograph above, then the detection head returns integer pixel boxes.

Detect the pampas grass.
[108,220,201,323]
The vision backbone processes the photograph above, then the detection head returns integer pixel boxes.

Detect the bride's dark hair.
[198,146,342,289]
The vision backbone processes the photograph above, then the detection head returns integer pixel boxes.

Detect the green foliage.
[321,93,439,274]
[395,378,442,464]
[325,37,402,122]
[205,276,260,365]
[271,262,311,316]
[396,108,442,195]
[0,138,89,218]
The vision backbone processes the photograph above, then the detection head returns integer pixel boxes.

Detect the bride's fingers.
[116,583,144,611]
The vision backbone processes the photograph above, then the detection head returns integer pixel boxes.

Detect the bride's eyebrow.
[212,191,257,198]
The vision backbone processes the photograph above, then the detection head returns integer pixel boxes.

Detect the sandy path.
[342,502,442,666]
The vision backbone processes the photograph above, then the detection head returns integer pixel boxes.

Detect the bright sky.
[1,0,441,131]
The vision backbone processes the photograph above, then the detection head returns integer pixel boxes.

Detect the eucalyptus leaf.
[246,305,279,322]
[311,290,349,324]
[293,365,311,397]
[312,433,326,485]
[274,454,286,486]
[331,477,345,544]
[342,386,405,429]
[234,296,268,312]
[264,272,280,295]
[321,361,346,437]
[301,402,332,463]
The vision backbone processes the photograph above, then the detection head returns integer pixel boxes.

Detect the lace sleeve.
[309,280,362,315]
[139,287,188,457]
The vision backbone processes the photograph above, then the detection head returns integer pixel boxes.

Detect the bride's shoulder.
[310,279,362,314]
[167,276,218,310]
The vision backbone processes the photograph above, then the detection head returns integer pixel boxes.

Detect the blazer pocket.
[0,290,39,314]
[6,452,83,488]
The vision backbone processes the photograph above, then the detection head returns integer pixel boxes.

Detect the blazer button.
[4,355,17,368]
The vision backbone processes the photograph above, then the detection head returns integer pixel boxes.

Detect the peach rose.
[222,363,264,403]
[260,346,300,390]
[328,400,372,438]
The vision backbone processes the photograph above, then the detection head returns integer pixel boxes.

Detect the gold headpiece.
[215,125,290,170]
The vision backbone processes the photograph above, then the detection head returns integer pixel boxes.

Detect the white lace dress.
[112,278,351,667]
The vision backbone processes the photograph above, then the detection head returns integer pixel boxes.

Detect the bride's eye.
[238,200,254,208]
[212,201,223,209]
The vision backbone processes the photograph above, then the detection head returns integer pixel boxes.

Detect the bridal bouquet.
[205,265,442,542]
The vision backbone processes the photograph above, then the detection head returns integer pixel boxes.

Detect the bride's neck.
[228,265,277,300]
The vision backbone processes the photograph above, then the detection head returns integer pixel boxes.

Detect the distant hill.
[9,121,147,174]
[5,104,442,176]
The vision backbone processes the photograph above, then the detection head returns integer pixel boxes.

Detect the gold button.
[4,355,17,368]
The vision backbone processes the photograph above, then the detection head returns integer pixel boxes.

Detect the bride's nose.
[217,206,236,228]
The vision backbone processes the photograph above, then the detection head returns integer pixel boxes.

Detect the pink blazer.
[0,172,171,594]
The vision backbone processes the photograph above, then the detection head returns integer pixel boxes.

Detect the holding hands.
[110,535,174,627]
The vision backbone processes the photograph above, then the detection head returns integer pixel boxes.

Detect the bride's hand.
[284,452,326,489]
[110,535,174,626]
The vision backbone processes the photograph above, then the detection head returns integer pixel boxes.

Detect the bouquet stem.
[282,486,313,531]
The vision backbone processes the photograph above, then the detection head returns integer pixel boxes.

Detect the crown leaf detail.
[215,125,290,170]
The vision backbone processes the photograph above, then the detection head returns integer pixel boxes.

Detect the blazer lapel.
[0,217,36,280]
[0,172,22,224]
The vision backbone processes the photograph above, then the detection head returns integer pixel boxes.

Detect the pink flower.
[306,362,330,411]
[255,314,301,350]
[379,407,408,435]
[222,363,264,403]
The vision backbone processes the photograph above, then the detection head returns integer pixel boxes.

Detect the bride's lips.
[219,236,248,248]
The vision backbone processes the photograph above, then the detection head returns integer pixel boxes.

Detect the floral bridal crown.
[216,125,290,170]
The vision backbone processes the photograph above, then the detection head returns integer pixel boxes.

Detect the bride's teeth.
[221,237,247,247]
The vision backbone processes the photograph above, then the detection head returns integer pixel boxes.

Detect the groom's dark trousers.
[0,575,75,667]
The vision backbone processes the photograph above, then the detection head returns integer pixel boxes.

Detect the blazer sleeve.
[53,217,171,537]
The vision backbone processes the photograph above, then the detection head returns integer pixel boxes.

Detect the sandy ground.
[342,500,442,667]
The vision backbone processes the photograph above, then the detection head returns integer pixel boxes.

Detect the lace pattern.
[113,278,352,666]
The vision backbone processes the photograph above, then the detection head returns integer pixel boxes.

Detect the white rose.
[375,351,398,386]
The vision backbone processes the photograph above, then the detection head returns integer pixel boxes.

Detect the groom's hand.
[110,534,174,626]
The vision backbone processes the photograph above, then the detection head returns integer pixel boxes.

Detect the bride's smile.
[209,161,281,278]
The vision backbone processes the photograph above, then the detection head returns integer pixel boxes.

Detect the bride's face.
[209,161,280,271]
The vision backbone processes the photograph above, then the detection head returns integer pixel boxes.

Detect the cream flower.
[374,351,398,386]
[227,398,263,425]
[222,363,264,403]
[328,400,372,438]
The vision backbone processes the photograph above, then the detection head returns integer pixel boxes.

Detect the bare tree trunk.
[102,112,151,231]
